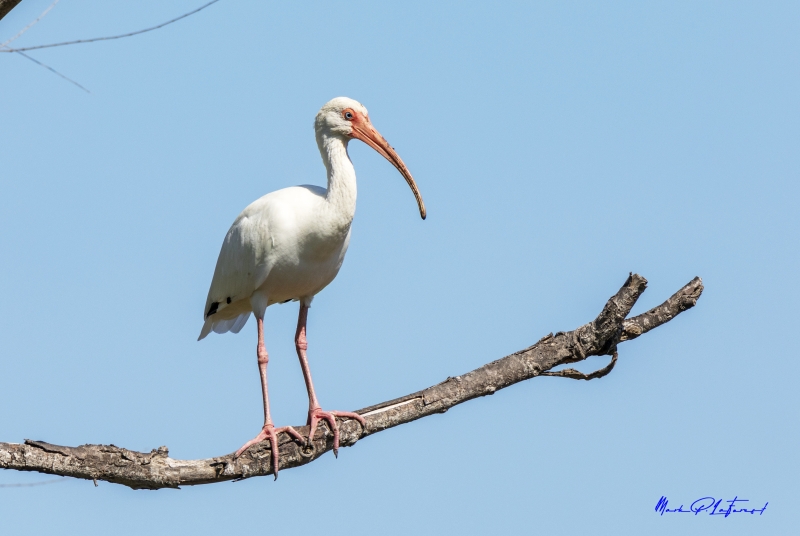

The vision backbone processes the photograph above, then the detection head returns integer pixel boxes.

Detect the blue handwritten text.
[655,496,767,517]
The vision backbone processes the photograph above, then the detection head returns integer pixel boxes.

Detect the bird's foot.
[307,408,367,457]
[234,424,304,479]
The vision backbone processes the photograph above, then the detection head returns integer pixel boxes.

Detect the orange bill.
[350,117,426,220]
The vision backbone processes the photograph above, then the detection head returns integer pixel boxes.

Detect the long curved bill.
[350,119,426,220]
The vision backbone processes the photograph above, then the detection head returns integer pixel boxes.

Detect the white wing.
[198,185,329,340]
[203,210,271,315]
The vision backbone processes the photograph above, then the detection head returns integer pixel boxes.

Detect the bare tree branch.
[619,276,703,342]
[0,273,703,489]
[0,0,22,23]
[0,0,221,53]
[1,0,222,92]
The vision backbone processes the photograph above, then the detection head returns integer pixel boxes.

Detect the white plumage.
[198,184,351,340]
[197,97,425,476]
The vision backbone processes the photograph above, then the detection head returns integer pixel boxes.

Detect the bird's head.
[315,97,426,220]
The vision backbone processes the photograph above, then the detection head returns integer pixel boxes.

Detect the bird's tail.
[197,312,250,341]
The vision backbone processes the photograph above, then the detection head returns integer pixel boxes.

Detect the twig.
[0,477,66,488]
[0,0,222,53]
[0,274,703,489]
[10,49,89,92]
[0,0,59,48]
[619,277,703,342]
[1,0,222,92]
[541,351,618,380]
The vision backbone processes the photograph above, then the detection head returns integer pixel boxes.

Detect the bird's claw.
[234,424,304,479]
[306,408,367,457]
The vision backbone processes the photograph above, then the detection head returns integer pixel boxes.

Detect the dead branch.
[0,274,703,489]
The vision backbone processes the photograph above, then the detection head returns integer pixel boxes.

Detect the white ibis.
[198,97,426,477]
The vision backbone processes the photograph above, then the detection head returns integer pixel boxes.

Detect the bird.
[198,97,426,478]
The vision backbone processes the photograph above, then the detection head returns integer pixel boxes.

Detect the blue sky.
[1,1,797,534]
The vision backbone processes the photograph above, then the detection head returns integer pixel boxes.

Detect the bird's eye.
[343,111,354,120]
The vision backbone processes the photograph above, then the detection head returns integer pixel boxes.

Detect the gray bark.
[0,274,703,489]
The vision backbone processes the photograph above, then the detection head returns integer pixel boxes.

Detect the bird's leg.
[235,317,304,479]
[295,304,366,457]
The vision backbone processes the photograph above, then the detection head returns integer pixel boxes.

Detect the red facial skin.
[343,108,426,220]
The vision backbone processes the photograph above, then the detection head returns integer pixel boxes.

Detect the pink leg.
[235,317,304,479]
[295,304,366,457]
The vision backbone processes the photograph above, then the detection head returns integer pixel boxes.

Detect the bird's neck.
[317,133,357,220]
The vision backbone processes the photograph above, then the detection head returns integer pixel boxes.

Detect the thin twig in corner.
[1,0,223,92]
[0,0,222,53]
[0,0,60,48]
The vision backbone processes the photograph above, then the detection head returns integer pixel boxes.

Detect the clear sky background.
[1,1,797,534]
